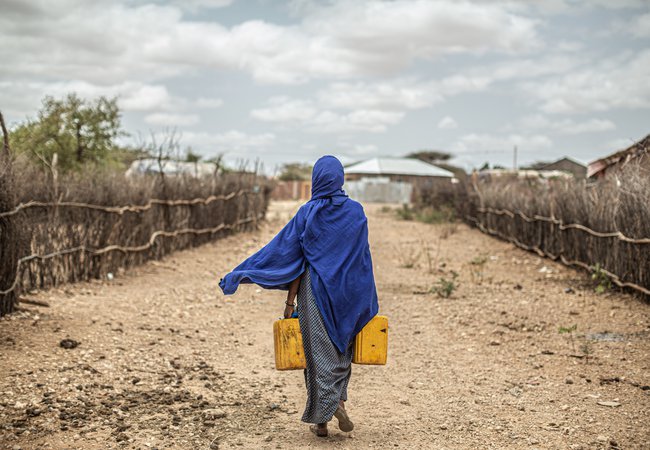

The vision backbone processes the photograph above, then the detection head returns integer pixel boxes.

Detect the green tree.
[10,94,125,172]
[205,154,228,174]
[406,150,452,164]
[407,149,466,179]
[185,147,202,163]
[278,162,312,181]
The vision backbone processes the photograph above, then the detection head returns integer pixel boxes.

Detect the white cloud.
[0,80,174,117]
[602,137,637,153]
[516,114,616,135]
[194,97,224,108]
[249,52,586,134]
[144,112,200,126]
[251,97,317,123]
[2,0,647,171]
[248,73,497,134]
[0,0,541,86]
[481,54,584,82]
[251,96,405,133]
[311,110,405,133]
[318,80,442,111]
[437,74,492,96]
[305,1,540,55]
[0,3,190,84]
[555,41,584,52]
[628,13,650,38]
[0,80,225,126]
[520,50,650,114]
[182,130,276,154]
[437,116,458,129]
[610,12,650,39]
[351,144,379,155]
[283,0,540,82]
[579,0,648,10]
[311,54,584,115]
[249,51,590,135]
[287,0,321,18]
[497,0,649,15]
[167,0,234,12]
[450,133,553,155]
[335,142,379,157]
[117,84,174,111]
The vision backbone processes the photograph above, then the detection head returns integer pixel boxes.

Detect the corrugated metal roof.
[345,158,454,177]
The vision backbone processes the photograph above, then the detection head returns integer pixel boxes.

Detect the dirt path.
[1,201,649,450]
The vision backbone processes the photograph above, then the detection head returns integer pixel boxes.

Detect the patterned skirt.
[297,267,353,424]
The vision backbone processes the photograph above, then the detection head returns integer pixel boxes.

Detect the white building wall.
[344,177,413,204]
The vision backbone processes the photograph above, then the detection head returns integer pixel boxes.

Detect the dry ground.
[1,201,649,450]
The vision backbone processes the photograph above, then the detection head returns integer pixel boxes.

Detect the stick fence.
[466,168,649,297]
[0,116,270,315]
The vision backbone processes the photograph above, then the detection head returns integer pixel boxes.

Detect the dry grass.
[472,161,650,295]
[0,146,20,314]
[0,155,271,313]
[414,181,472,221]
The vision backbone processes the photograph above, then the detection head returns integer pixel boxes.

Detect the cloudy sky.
[1,0,649,172]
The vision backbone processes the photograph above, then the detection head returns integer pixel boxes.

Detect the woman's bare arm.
[284,273,303,318]
[287,274,302,304]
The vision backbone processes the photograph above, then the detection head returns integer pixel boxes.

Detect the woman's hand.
[284,303,295,319]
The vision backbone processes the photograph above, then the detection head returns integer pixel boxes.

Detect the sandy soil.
[1,201,649,450]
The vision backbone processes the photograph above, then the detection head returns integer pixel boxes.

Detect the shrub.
[432,271,459,298]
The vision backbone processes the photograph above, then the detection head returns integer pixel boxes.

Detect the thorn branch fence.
[0,153,270,315]
[463,166,649,298]
[466,213,650,296]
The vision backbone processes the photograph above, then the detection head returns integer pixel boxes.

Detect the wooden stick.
[0,112,9,155]
[18,298,51,308]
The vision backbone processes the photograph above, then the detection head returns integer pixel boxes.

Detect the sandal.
[310,423,328,438]
[334,406,354,432]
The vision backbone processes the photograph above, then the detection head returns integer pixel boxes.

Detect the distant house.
[271,180,311,201]
[526,157,587,179]
[477,168,573,181]
[588,134,650,179]
[344,157,456,203]
[346,157,455,184]
[125,158,217,178]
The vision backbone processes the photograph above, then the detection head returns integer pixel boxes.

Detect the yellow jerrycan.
[353,315,388,365]
[273,318,307,370]
[273,315,388,370]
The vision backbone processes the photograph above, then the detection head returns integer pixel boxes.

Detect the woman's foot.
[310,423,328,437]
[334,402,354,432]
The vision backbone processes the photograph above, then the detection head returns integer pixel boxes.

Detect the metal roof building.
[344,157,456,203]
[125,158,216,178]
[588,134,650,179]
[345,158,454,178]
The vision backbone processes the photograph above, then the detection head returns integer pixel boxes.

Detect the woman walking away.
[220,155,379,438]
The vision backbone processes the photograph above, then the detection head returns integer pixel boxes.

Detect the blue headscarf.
[219,155,379,353]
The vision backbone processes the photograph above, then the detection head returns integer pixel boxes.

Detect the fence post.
[0,112,20,315]
[0,112,9,155]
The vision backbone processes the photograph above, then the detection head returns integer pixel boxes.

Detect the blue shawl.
[219,155,379,353]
